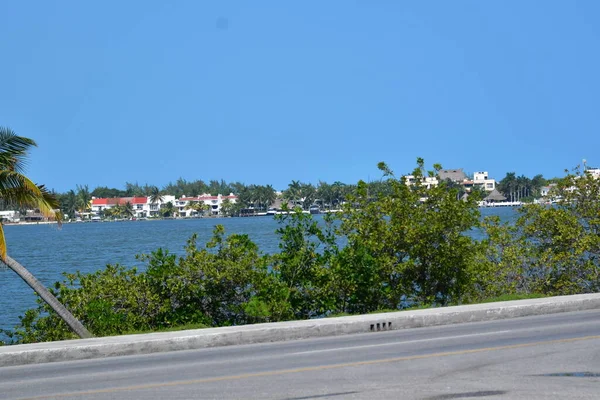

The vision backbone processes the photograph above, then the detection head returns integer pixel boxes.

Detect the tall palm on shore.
[122,201,134,219]
[62,189,78,219]
[0,127,92,339]
[149,186,164,217]
[76,184,92,220]
[161,201,177,217]
[283,180,302,208]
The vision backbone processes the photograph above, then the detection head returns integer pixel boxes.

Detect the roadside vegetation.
[2,159,599,344]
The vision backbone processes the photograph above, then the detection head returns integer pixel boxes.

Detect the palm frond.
[0,127,37,174]
[0,171,61,227]
[0,170,43,193]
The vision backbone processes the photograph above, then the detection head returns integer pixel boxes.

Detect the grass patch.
[120,322,209,336]
[474,293,547,303]
[325,294,549,319]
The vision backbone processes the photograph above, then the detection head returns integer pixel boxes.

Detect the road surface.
[1,309,600,399]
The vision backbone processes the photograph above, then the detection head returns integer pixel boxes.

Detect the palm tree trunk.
[4,256,93,339]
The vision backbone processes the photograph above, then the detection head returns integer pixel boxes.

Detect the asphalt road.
[2,310,600,400]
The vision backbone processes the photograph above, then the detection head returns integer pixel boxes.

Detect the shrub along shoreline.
[3,160,599,344]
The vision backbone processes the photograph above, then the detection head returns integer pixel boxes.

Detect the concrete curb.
[2,293,600,367]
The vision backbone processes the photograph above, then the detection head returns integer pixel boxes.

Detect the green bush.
[4,160,600,344]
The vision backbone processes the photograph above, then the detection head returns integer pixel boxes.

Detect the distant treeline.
[46,170,557,220]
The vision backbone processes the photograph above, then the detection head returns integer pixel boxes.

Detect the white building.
[403,175,439,189]
[472,171,496,192]
[404,170,496,192]
[91,195,177,218]
[585,167,600,179]
[176,193,238,216]
[0,210,19,223]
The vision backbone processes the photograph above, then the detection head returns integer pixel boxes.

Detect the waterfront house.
[403,175,439,189]
[91,197,149,218]
[0,210,19,223]
[473,171,496,192]
[176,193,238,216]
[404,169,496,193]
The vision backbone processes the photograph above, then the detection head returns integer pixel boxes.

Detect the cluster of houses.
[90,193,238,220]
[405,169,497,192]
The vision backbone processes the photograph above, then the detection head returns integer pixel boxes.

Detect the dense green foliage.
[3,160,599,344]
[474,167,600,298]
[496,172,547,202]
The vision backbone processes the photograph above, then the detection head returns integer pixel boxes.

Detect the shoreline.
[3,221,59,227]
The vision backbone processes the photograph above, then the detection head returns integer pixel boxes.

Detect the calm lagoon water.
[0,207,518,336]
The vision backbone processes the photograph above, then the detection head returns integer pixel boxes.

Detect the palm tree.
[0,127,92,338]
[300,183,316,210]
[103,206,118,220]
[161,201,176,217]
[122,201,134,219]
[62,189,78,220]
[149,186,163,205]
[185,201,205,217]
[76,184,92,220]
[149,186,164,217]
[262,185,276,210]
[283,180,302,207]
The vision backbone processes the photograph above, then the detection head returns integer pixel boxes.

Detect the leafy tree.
[208,179,233,196]
[531,174,547,197]
[516,168,600,294]
[336,159,481,308]
[91,186,126,198]
[270,208,338,319]
[162,178,209,198]
[124,182,145,197]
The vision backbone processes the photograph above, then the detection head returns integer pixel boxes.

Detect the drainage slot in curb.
[370,322,392,332]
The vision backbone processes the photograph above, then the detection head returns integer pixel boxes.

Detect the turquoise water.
[0,207,519,336]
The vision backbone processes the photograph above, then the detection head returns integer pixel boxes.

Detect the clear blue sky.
[1,1,599,192]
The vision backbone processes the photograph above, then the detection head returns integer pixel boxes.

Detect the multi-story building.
[91,193,237,218]
[472,171,496,192]
[585,167,600,179]
[403,175,439,189]
[176,194,238,216]
[91,197,149,218]
[408,168,496,192]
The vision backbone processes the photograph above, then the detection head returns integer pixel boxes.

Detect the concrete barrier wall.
[2,293,600,367]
